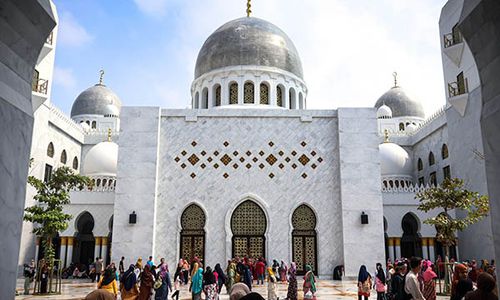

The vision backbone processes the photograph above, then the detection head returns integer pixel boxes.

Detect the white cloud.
[133,0,169,17]
[54,66,77,89]
[58,12,93,47]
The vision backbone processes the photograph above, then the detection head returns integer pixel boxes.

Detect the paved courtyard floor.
[15,278,449,300]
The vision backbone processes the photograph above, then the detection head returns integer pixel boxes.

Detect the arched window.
[260,83,269,104]
[202,88,208,109]
[86,120,90,126]
[72,157,79,170]
[399,123,405,131]
[229,82,238,104]
[244,82,254,104]
[417,158,423,171]
[277,85,284,107]
[429,152,435,166]
[299,93,304,109]
[289,88,297,109]
[180,204,206,261]
[213,85,221,107]
[60,150,67,164]
[383,180,387,188]
[231,200,267,259]
[96,179,101,187]
[194,92,199,109]
[47,142,54,158]
[442,144,449,159]
[292,204,318,274]
[91,121,97,129]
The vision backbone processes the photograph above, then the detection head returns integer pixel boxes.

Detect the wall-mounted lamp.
[129,211,137,224]
[361,211,369,225]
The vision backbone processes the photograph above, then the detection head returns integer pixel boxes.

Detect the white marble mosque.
[18,0,495,279]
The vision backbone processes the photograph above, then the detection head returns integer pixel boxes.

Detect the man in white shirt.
[405,256,426,300]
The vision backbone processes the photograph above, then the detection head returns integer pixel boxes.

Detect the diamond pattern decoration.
[181,163,187,169]
[279,163,285,169]
[285,157,291,163]
[298,154,310,166]
[233,164,239,169]
[266,154,277,166]
[301,141,307,147]
[223,173,229,179]
[214,151,219,156]
[220,154,232,166]
[246,151,252,156]
[201,163,206,169]
[181,150,187,156]
[174,157,180,162]
[223,141,229,147]
[252,157,258,163]
[207,157,213,162]
[317,157,323,163]
[301,173,308,179]
[259,151,265,156]
[311,151,316,156]
[191,141,197,147]
[291,150,297,156]
[246,163,252,169]
[268,141,274,147]
[214,163,219,169]
[190,173,196,178]
[233,151,239,156]
[188,154,200,166]
[239,157,245,163]
[201,151,206,156]
[259,163,265,169]
[279,150,284,156]
[269,173,275,179]
[311,164,317,169]
[292,163,297,169]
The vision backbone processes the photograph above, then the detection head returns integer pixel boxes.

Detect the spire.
[383,129,390,143]
[392,72,398,88]
[107,128,112,142]
[246,0,252,17]
[98,69,105,85]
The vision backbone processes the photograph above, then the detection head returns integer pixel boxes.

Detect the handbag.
[305,291,314,299]
[154,277,162,290]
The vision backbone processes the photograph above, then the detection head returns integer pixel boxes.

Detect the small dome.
[379,142,413,177]
[377,104,393,118]
[374,87,424,118]
[83,141,118,176]
[71,84,122,118]
[195,17,303,79]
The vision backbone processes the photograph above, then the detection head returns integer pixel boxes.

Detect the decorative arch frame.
[289,203,318,275]
[429,152,435,166]
[47,142,54,158]
[201,87,209,109]
[401,212,423,258]
[178,202,207,262]
[441,144,449,159]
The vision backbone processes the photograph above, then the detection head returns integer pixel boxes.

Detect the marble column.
[429,238,435,262]
[422,238,429,260]
[388,238,395,262]
[34,237,40,263]
[59,237,67,268]
[101,237,108,267]
[395,238,401,259]
[95,237,102,259]
[66,237,74,268]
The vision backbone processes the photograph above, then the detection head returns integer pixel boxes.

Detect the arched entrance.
[180,204,206,261]
[401,213,423,258]
[291,204,318,275]
[73,212,95,266]
[231,200,267,259]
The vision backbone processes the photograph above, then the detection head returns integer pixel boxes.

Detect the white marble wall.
[337,108,385,277]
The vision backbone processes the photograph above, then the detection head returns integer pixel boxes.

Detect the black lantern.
[129,211,137,224]
[361,211,369,224]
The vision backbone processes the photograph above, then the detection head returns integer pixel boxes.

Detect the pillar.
[94,237,102,260]
[59,237,67,268]
[429,238,435,262]
[66,237,74,267]
[422,238,429,260]
[101,237,108,267]
[388,238,395,262]
[34,237,40,263]
[395,238,401,259]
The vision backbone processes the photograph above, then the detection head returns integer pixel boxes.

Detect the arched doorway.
[401,213,423,258]
[180,204,206,262]
[231,200,267,259]
[73,212,95,266]
[291,204,317,275]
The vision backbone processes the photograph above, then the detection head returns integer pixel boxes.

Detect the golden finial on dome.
[392,72,398,88]
[384,129,390,143]
[107,128,112,142]
[99,69,105,85]
[246,0,252,17]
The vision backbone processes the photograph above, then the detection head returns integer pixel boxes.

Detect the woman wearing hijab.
[214,263,227,293]
[202,266,218,300]
[121,264,139,300]
[465,272,498,300]
[191,262,199,283]
[451,263,468,299]
[242,264,253,291]
[286,262,298,300]
[267,267,278,300]
[422,260,437,300]
[303,265,317,300]
[138,264,154,300]
[375,263,386,300]
[230,282,251,300]
[357,265,372,300]
[452,279,474,300]
[97,268,118,297]
[272,260,280,281]
[154,263,172,300]
[190,268,203,300]
[227,261,237,293]
[280,261,288,283]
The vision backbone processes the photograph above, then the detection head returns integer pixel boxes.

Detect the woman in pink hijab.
[422,260,437,300]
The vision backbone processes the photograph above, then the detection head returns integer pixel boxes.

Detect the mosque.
[18,0,494,278]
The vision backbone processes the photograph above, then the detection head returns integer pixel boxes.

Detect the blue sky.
[52,0,449,116]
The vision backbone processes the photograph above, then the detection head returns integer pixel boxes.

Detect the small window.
[60,150,67,164]
[260,83,269,105]
[417,158,423,171]
[91,121,97,129]
[442,144,449,159]
[244,82,254,104]
[429,152,435,166]
[277,86,284,107]
[86,120,90,126]
[430,172,437,186]
[43,164,53,183]
[289,88,296,109]
[96,179,101,187]
[72,157,79,170]
[214,85,221,106]
[194,92,200,109]
[443,166,451,180]
[389,180,394,188]
[399,123,405,131]
[47,142,54,158]
[202,88,209,109]
[229,83,238,104]
[383,180,388,188]
[418,177,425,186]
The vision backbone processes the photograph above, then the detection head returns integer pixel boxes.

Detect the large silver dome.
[194,17,303,79]
[374,87,425,118]
[70,84,122,117]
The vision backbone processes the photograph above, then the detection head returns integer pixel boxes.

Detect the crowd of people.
[82,256,317,300]
[356,256,498,300]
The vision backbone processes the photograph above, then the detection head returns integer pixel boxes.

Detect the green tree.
[416,177,489,293]
[24,166,92,268]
